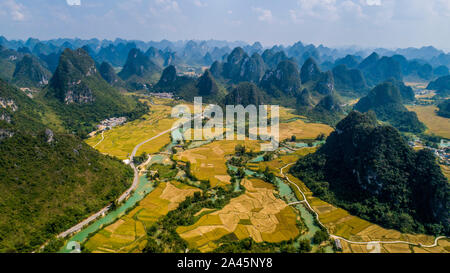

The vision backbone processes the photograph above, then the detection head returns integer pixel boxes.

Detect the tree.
[235,144,246,156]
[298,239,312,253]
[312,230,329,244]
[263,152,274,162]
[316,133,326,141]
[237,168,246,179]
[143,238,163,253]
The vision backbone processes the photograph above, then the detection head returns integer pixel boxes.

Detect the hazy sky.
[1,0,450,50]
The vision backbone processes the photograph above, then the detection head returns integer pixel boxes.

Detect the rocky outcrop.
[45,128,54,143]
[49,48,98,104]
[0,97,18,111]
[300,57,321,84]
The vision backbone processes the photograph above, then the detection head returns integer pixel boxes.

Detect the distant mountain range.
[1,36,449,129]
[1,36,449,71]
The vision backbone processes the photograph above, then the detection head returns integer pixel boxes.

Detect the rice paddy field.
[276,106,306,123]
[84,181,201,253]
[406,105,450,139]
[81,96,448,253]
[283,164,448,253]
[278,119,334,141]
[85,104,176,159]
[174,140,262,187]
[247,154,299,175]
[176,178,300,252]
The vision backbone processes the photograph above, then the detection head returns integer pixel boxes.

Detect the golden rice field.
[176,178,299,252]
[174,139,262,187]
[406,105,450,139]
[276,107,306,123]
[283,164,448,253]
[278,119,334,141]
[85,104,176,159]
[84,181,201,253]
[247,154,299,175]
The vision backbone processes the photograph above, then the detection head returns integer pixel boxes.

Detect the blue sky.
[0,0,449,50]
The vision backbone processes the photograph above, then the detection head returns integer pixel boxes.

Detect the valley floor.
[56,95,449,254]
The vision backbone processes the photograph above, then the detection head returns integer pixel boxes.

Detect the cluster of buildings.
[435,148,450,165]
[97,117,127,130]
[408,139,450,165]
[149,92,174,99]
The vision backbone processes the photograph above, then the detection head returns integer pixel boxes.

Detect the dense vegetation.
[43,48,148,137]
[224,82,267,107]
[12,55,51,88]
[98,61,123,87]
[153,66,225,103]
[0,79,134,252]
[118,48,161,90]
[354,82,425,133]
[0,133,133,252]
[437,99,450,118]
[427,75,450,96]
[260,60,302,98]
[291,111,449,236]
[332,64,368,96]
[358,53,403,86]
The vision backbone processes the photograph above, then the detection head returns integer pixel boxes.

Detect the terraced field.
[176,178,299,252]
[84,181,201,253]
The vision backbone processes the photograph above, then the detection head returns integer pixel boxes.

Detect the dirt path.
[92,131,105,148]
[280,163,448,250]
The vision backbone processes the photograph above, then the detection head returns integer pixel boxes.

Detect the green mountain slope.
[118,48,161,90]
[0,79,133,252]
[438,99,450,118]
[427,75,450,96]
[354,82,425,133]
[291,111,449,235]
[43,48,148,136]
[12,55,51,88]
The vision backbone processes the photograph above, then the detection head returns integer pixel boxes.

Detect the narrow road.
[93,131,105,148]
[57,124,183,239]
[280,163,448,250]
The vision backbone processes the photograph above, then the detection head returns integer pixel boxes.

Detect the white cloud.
[153,0,180,13]
[193,0,207,8]
[434,0,450,17]
[1,0,26,21]
[341,0,365,18]
[365,0,381,6]
[148,0,181,16]
[252,7,273,23]
[290,0,339,22]
[67,0,81,6]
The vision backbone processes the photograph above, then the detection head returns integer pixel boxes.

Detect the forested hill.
[354,82,425,133]
[290,111,449,236]
[0,79,134,252]
[42,48,148,137]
